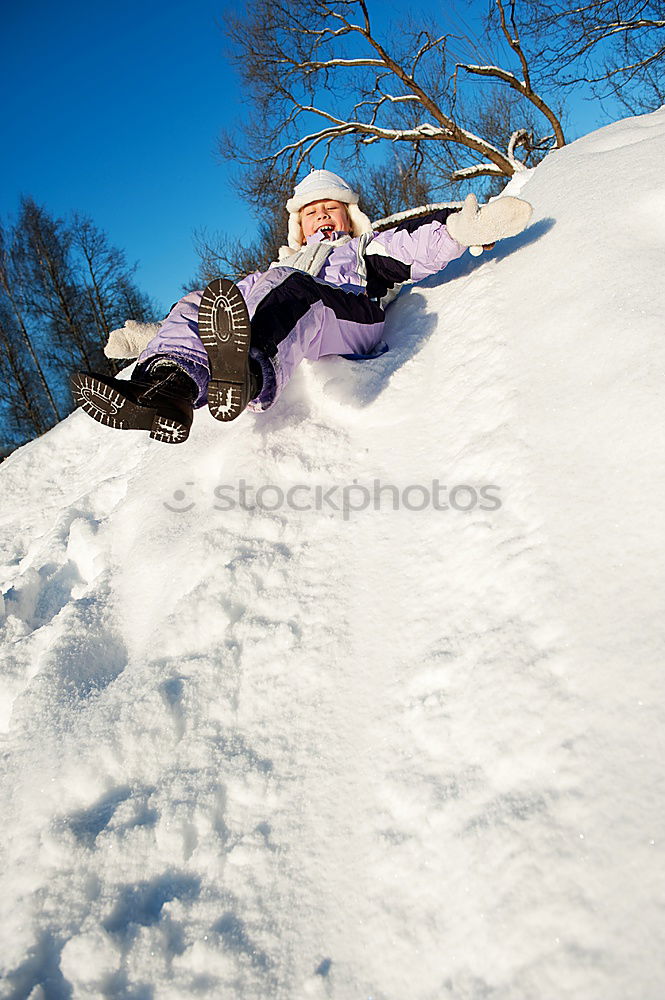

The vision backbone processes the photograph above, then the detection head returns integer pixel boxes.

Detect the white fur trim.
[288,212,304,251]
[346,203,373,238]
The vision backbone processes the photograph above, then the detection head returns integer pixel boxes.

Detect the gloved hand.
[104,320,160,359]
[446,192,533,255]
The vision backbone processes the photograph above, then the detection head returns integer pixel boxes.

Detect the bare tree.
[114,274,158,323]
[70,214,157,372]
[0,222,61,426]
[349,152,435,221]
[12,198,157,380]
[189,168,297,284]
[71,215,131,351]
[14,198,100,373]
[191,213,288,286]
[222,0,565,190]
[515,0,665,113]
[0,200,158,455]
[0,303,50,447]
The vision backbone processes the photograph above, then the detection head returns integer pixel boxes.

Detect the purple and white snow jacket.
[137,208,466,411]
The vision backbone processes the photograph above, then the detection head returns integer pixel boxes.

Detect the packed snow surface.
[1,109,665,1000]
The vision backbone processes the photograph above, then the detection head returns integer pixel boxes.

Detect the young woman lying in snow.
[71,169,532,444]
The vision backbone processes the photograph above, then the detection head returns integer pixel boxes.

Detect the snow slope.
[1,108,664,1000]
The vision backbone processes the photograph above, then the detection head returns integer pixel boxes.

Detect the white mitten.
[446,192,533,254]
[104,320,160,359]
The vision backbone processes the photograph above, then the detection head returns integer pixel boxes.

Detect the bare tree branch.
[514,0,665,113]
[222,0,565,186]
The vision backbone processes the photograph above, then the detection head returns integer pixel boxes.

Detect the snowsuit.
[136,208,466,412]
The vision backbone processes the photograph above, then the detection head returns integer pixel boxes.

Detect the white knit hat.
[284,169,373,252]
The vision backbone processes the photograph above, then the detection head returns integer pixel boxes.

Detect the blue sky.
[1,0,617,316]
[2,0,249,315]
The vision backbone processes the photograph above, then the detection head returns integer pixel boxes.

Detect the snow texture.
[1,108,665,1000]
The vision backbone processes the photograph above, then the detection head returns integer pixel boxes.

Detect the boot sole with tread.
[70,372,191,444]
[198,278,252,422]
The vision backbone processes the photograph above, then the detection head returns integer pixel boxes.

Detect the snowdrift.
[1,108,664,1000]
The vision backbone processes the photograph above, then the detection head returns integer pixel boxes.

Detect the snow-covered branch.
[450,162,507,180]
[224,0,569,185]
[371,201,464,230]
[298,57,385,69]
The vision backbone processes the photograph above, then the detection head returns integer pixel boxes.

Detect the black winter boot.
[70,360,198,444]
[198,278,262,421]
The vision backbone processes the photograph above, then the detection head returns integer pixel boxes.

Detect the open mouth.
[317,225,335,235]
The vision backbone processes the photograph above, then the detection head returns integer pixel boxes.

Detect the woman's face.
[300,199,351,238]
